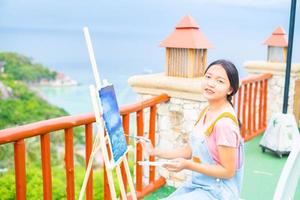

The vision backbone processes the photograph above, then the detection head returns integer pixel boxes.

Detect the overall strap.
[204,112,239,136]
[194,106,209,126]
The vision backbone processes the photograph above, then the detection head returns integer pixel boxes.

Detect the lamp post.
[282,0,297,113]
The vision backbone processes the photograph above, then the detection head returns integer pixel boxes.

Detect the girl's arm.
[165,145,237,179]
[154,145,192,160]
[140,141,192,160]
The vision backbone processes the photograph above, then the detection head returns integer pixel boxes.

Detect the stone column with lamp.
[244,27,300,126]
[128,15,213,187]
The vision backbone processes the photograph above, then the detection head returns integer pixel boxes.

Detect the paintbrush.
[124,134,151,143]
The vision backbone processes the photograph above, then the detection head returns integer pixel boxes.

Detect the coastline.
[27,70,80,111]
[37,71,78,87]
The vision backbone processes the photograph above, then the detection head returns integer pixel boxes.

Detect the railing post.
[41,133,52,200]
[149,106,157,183]
[263,79,268,127]
[121,114,130,193]
[14,139,26,200]
[136,110,144,192]
[259,80,264,129]
[65,128,75,200]
[104,139,112,200]
[242,84,248,138]
[252,82,258,132]
[237,87,242,120]
[103,164,111,200]
[85,124,93,200]
[247,83,253,135]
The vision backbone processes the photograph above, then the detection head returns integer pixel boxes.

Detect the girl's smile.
[204,88,215,95]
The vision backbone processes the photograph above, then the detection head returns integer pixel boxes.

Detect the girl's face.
[202,64,233,102]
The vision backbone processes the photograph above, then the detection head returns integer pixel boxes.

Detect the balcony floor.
[145,134,300,200]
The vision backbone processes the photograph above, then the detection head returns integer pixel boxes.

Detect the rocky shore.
[38,72,78,87]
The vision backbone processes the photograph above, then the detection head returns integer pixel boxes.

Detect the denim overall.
[163,112,244,200]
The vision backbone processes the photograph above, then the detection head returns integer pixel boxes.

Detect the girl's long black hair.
[204,59,241,128]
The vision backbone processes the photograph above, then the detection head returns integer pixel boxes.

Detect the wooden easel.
[79,27,137,200]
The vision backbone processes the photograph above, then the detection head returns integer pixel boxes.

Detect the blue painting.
[99,85,127,163]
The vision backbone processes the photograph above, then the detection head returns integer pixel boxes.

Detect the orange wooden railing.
[0,73,272,199]
[0,94,170,200]
[233,73,273,141]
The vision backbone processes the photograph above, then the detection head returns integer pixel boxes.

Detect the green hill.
[0,52,68,129]
[0,52,56,83]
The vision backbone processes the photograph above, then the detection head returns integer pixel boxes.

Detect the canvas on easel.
[99,84,127,164]
[79,27,137,200]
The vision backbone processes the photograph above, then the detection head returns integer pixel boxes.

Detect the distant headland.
[0,52,78,87]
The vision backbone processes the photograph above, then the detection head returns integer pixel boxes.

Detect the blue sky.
[0,0,298,113]
[0,0,298,74]
[0,0,292,30]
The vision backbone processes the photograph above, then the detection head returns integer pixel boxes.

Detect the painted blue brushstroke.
[99,85,127,163]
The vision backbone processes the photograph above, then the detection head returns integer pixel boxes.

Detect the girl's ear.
[227,87,233,95]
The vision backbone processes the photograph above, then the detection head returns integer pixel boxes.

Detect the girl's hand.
[138,140,156,157]
[163,158,187,172]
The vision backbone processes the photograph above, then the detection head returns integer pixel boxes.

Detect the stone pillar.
[128,73,207,187]
[129,15,214,187]
[244,61,300,125]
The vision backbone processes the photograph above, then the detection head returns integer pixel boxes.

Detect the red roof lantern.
[263,27,288,62]
[160,15,213,49]
[160,15,213,78]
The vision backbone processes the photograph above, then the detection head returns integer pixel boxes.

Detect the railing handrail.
[120,93,170,114]
[0,114,93,144]
[241,73,272,85]
[0,93,170,145]
[0,71,273,144]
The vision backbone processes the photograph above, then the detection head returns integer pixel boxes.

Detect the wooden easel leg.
[106,168,118,200]
[116,164,127,200]
[79,133,101,200]
[123,157,137,200]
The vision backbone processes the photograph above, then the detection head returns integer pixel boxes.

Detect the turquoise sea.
[0,0,299,115]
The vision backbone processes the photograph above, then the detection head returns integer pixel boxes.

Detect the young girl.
[141,59,244,200]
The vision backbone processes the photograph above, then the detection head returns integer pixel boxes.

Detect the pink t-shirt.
[196,112,241,168]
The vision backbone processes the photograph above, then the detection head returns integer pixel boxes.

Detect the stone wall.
[158,97,208,187]
[244,61,300,125]
[138,94,208,187]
